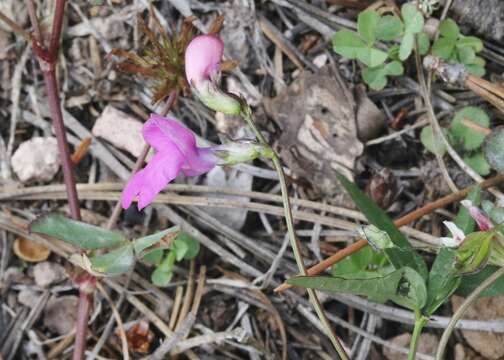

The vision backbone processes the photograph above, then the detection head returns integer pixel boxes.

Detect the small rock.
[451,295,504,359]
[18,288,40,308]
[43,295,78,335]
[383,333,438,360]
[313,54,328,68]
[92,105,146,158]
[33,262,66,288]
[204,166,252,231]
[11,137,59,183]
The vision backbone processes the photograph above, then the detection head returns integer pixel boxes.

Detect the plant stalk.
[409,312,428,360]
[240,106,349,359]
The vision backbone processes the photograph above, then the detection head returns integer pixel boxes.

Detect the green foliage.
[454,186,481,235]
[484,126,504,173]
[336,172,428,279]
[456,231,493,274]
[362,61,404,90]
[145,232,200,287]
[332,8,406,89]
[457,265,504,297]
[450,107,490,151]
[421,107,492,176]
[288,267,427,311]
[399,3,425,60]
[30,213,126,250]
[420,125,447,156]
[331,246,387,276]
[432,18,485,75]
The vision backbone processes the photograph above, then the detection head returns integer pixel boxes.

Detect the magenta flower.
[121,114,269,210]
[185,35,241,115]
[461,200,493,231]
[121,114,217,210]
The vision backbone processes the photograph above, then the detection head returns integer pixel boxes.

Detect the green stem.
[436,266,504,360]
[240,106,349,359]
[409,311,428,360]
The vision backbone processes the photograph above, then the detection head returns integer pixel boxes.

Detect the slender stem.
[275,174,504,292]
[436,266,504,360]
[74,285,93,359]
[26,0,43,43]
[42,68,81,219]
[409,312,428,360]
[240,106,349,359]
[49,0,67,61]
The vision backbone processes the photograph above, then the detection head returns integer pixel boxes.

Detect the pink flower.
[121,114,270,210]
[184,35,241,115]
[185,35,224,86]
[121,114,218,210]
[461,200,493,231]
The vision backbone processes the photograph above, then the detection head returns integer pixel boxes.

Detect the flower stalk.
[239,105,349,359]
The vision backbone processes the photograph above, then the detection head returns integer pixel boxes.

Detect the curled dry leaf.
[13,237,50,262]
[124,320,154,354]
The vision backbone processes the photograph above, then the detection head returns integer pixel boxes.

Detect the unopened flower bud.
[455,230,493,274]
[211,140,273,166]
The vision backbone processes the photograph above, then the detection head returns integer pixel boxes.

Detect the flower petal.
[121,147,184,210]
[185,35,224,85]
[144,114,198,155]
[461,200,493,231]
[443,221,465,245]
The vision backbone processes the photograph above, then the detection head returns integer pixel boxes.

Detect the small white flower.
[440,221,466,248]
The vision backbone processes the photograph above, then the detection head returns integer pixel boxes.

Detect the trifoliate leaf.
[402,3,424,33]
[432,37,455,59]
[457,36,484,52]
[332,30,366,59]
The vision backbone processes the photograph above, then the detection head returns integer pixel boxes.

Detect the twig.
[150,314,196,360]
[26,0,42,42]
[436,266,504,360]
[0,10,32,40]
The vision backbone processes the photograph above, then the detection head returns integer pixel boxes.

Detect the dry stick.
[275,174,504,292]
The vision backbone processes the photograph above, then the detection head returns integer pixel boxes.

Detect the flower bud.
[455,230,493,274]
[185,35,242,115]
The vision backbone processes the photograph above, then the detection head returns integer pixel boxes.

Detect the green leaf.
[451,106,490,151]
[288,267,427,311]
[439,19,460,40]
[331,246,387,276]
[133,226,179,258]
[484,126,504,173]
[332,30,366,59]
[424,247,461,315]
[402,3,424,33]
[142,249,164,265]
[151,268,173,287]
[464,152,491,176]
[336,172,428,279]
[385,61,404,75]
[417,32,430,55]
[454,186,481,235]
[457,265,504,297]
[388,45,401,61]
[376,15,404,41]
[362,61,405,90]
[69,244,135,276]
[420,125,447,156]
[457,36,483,52]
[30,213,126,250]
[172,238,189,261]
[399,32,414,60]
[457,46,476,65]
[358,10,380,44]
[466,63,486,77]
[174,232,200,260]
[332,30,388,67]
[432,37,456,59]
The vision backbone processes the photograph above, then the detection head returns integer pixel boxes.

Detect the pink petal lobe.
[185,35,224,85]
[121,148,184,210]
[144,114,197,155]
